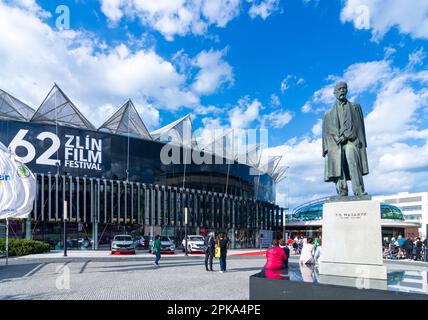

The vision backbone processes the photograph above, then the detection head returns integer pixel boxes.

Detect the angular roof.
[259,155,282,176]
[0,88,35,121]
[201,129,234,160]
[272,165,288,183]
[98,99,152,140]
[30,84,95,130]
[150,114,197,148]
[234,144,262,168]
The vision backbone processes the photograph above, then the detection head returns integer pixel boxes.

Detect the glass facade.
[6,174,282,249]
[0,119,282,249]
[288,198,405,223]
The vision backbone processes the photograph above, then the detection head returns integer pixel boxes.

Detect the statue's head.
[334,82,348,101]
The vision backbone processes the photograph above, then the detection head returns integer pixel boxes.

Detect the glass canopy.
[0,88,35,121]
[98,99,152,140]
[30,84,95,130]
[150,114,197,148]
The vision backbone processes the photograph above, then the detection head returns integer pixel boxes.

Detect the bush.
[0,239,51,257]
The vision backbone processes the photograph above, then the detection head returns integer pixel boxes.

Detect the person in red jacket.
[264,239,287,270]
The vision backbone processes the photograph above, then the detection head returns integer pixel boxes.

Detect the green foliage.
[0,239,51,257]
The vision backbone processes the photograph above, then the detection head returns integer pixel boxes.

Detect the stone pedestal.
[318,200,387,280]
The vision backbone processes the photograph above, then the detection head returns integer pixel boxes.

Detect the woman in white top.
[299,237,315,265]
[314,239,322,265]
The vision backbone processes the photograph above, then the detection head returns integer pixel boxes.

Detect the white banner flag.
[0,141,36,219]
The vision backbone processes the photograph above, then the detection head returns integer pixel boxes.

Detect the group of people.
[383,235,427,261]
[263,239,290,270]
[152,232,231,272]
[263,236,322,271]
[205,232,229,273]
[291,236,321,256]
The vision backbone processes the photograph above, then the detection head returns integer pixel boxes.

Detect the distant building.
[373,192,428,238]
[286,197,421,239]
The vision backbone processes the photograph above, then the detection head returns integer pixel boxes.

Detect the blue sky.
[1,0,428,207]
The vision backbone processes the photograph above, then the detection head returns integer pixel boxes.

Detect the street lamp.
[63,200,68,257]
[184,207,188,256]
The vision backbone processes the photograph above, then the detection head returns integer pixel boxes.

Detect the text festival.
[64,135,102,171]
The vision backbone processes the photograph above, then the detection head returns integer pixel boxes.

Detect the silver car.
[111,235,136,254]
[149,236,176,253]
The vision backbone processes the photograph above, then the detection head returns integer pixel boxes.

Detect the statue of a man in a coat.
[322,82,369,196]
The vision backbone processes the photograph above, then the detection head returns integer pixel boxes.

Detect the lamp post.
[5,218,9,266]
[184,207,188,256]
[63,200,68,257]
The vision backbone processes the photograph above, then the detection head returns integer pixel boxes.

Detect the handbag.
[215,240,221,258]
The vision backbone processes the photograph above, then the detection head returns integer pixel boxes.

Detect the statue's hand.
[337,136,346,145]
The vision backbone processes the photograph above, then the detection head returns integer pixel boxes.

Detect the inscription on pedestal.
[319,200,387,280]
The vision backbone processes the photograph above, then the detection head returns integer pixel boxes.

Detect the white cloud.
[365,71,428,146]
[311,119,322,136]
[270,93,281,107]
[248,0,281,20]
[280,75,292,93]
[301,102,312,113]
[100,0,124,23]
[0,2,236,130]
[296,78,305,85]
[384,47,396,59]
[280,74,304,94]
[408,48,426,69]
[274,54,428,208]
[100,0,241,41]
[202,0,241,27]
[194,116,228,148]
[228,97,261,129]
[193,104,223,116]
[341,0,428,40]
[264,137,329,207]
[191,48,234,95]
[262,109,293,129]
[302,59,393,113]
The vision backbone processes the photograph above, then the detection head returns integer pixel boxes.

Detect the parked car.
[78,237,93,249]
[149,236,176,253]
[182,235,206,253]
[133,236,149,250]
[111,235,136,254]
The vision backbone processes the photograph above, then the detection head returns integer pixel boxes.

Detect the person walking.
[218,233,229,273]
[279,239,290,269]
[205,232,215,271]
[153,235,161,267]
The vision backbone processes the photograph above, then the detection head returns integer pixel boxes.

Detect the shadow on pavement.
[221,267,262,273]
[97,261,215,273]
[0,292,50,300]
[0,263,48,281]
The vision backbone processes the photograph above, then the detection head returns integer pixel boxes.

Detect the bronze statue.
[322,82,369,196]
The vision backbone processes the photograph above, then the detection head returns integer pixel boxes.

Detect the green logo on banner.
[17,166,30,178]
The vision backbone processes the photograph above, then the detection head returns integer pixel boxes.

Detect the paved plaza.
[1,251,427,300]
[0,252,268,300]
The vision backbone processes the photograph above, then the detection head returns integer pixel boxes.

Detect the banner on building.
[0,141,36,219]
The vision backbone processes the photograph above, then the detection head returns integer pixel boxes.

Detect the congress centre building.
[286,198,421,239]
[0,85,287,249]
